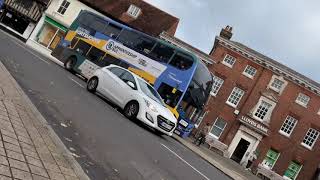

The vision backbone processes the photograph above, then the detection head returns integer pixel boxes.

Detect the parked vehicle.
[87,65,177,136]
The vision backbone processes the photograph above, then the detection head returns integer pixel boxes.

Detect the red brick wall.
[205,42,320,180]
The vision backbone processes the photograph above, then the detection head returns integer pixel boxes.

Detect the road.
[0,30,231,180]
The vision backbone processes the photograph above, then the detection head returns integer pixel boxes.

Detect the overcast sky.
[146,0,320,83]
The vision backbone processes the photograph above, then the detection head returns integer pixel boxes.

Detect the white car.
[86,65,177,136]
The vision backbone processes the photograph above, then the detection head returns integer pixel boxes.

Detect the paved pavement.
[0,30,232,180]
[173,135,260,180]
[0,58,88,179]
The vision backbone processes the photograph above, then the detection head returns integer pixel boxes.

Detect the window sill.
[210,92,217,97]
[221,61,233,69]
[268,86,281,94]
[252,115,264,122]
[208,133,220,139]
[295,101,308,108]
[242,72,254,79]
[278,130,291,138]
[300,142,313,151]
[225,101,237,108]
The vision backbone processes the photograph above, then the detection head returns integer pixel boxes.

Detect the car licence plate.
[161,122,172,129]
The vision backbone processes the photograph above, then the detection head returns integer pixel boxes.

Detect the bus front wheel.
[64,57,76,72]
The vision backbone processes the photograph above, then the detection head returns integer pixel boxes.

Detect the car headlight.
[144,99,158,112]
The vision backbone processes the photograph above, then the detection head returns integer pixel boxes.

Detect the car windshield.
[137,79,165,106]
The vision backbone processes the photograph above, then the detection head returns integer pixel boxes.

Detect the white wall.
[45,0,103,28]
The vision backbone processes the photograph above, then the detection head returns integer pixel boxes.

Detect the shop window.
[283,161,302,180]
[222,54,236,68]
[127,4,141,18]
[226,87,244,108]
[86,46,105,64]
[243,65,257,78]
[149,43,175,63]
[279,116,297,137]
[169,53,193,70]
[36,22,66,50]
[104,23,122,38]
[210,75,224,96]
[295,93,310,107]
[73,40,91,56]
[262,149,279,169]
[209,117,227,139]
[301,128,319,150]
[57,0,70,15]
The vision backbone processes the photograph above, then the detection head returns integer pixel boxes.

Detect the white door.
[114,71,137,106]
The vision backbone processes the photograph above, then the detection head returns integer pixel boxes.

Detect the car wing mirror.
[127,81,135,89]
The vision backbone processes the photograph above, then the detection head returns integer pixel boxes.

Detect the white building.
[26,0,101,58]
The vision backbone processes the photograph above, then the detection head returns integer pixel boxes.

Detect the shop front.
[0,0,46,39]
[227,115,269,167]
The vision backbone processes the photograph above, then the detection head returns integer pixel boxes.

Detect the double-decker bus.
[52,10,212,119]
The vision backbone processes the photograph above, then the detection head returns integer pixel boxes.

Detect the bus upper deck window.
[149,43,174,63]
[169,53,193,70]
[104,23,122,38]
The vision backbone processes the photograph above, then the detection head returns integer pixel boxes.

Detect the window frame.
[301,128,319,150]
[226,87,245,108]
[252,96,276,122]
[270,78,285,92]
[279,116,298,137]
[295,93,310,108]
[262,149,280,169]
[242,65,257,79]
[126,4,141,18]
[283,161,302,180]
[222,54,236,68]
[253,100,272,121]
[57,0,70,15]
[210,75,224,96]
[209,117,227,139]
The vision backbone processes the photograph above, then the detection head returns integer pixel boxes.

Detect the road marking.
[9,39,50,65]
[160,143,210,180]
[68,76,85,88]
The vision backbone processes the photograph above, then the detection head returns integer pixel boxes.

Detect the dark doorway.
[231,138,250,163]
[1,10,29,34]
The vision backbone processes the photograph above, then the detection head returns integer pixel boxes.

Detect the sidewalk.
[172,135,259,180]
[0,61,89,180]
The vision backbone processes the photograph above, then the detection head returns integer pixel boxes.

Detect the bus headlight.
[144,99,158,112]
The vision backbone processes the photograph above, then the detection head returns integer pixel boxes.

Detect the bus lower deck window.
[73,40,91,56]
[158,83,182,107]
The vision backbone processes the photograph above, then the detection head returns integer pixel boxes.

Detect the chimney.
[220,25,233,40]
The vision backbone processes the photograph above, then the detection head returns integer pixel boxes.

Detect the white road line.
[160,143,210,180]
[10,39,50,65]
[68,76,85,88]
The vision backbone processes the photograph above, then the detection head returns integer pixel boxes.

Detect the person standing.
[194,123,210,146]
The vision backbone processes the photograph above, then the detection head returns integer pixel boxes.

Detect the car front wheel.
[124,101,139,119]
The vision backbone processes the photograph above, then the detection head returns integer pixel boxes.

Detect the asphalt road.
[0,30,231,180]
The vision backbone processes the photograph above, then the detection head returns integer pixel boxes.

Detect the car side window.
[108,67,125,77]
[120,72,136,89]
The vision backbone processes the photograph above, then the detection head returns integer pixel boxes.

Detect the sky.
[146,0,320,83]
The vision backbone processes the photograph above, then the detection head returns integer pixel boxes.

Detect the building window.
[36,18,67,50]
[254,100,272,121]
[210,75,224,96]
[283,161,302,180]
[262,149,280,169]
[270,78,284,92]
[243,65,257,78]
[279,116,297,137]
[57,0,70,15]
[226,87,245,108]
[295,93,310,107]
[222,54,236,68]
[127,4,141,18]
[301,128,319,149]
[209,117,227,139]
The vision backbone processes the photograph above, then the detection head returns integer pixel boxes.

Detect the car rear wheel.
[64,56,76,72]
[87,77,98,93]
[124,101,139,119]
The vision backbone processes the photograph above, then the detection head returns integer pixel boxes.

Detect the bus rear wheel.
[64,57,76,72]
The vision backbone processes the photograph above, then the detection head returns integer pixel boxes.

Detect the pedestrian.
[194,123,210,146]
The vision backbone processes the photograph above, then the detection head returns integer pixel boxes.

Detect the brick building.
[79,0,179,36]
[201,26,320,180]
